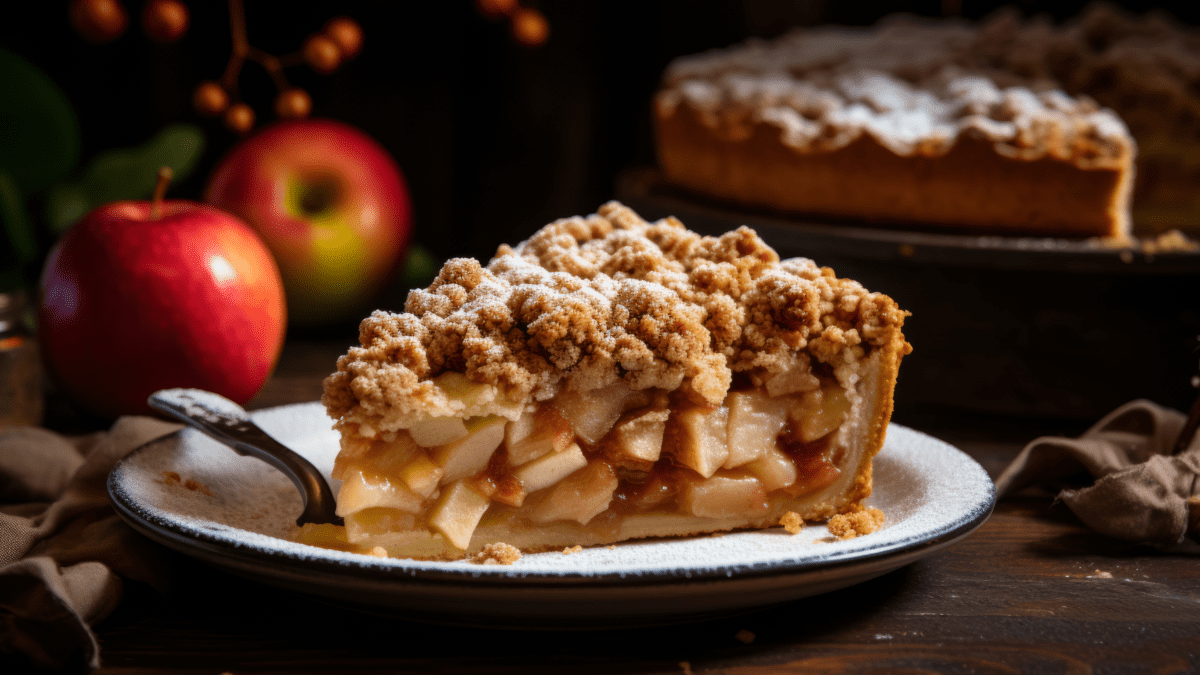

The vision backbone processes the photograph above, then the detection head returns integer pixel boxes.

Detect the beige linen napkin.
[0,417,180,672]
[995,399,1200,547]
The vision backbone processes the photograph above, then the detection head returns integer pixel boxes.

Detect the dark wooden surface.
[90,339,1200,674]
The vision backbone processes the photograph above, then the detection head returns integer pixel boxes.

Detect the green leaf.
[0,171,36,292]
[0,49,80,194]
[0,171,36,263]
[46,124,206,233]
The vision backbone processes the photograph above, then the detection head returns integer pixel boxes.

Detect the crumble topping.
[471,542,522,565]
[323,202,909,432]
[827,507,885,540]
[780,511,805,534]
[657,14,1134,169]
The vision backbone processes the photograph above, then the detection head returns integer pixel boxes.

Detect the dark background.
[6,0,1200,424]
[6,0,1197,275]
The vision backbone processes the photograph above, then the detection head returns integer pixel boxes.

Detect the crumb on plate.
[780,511,804,534]
[827,507,885,540]
[472,542,522,565]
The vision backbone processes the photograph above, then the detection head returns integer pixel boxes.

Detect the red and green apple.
[205,119,411,326]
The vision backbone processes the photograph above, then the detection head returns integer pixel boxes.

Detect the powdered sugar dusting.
[111,402,993,579]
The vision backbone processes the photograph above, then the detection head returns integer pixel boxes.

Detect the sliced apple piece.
[336,469,425,516]
[679,474,769,519]
[553,381,638,444]
[398,454,443,497]
[744,446,798,492]
[529,461,618,525]
[409,417,468,447]
[505,406,573,466]
[513,442,587,493]
[293,522,358,552]
[792,385,852,443]
[631,475,677,510]
[331,436,374,481]
[671,406,730,478]
[431,415,506,484]
[428,479,492,551]
[724,390,790,468]
[344,507,419,545]
[433,371,490,406]
[607,409,669,466]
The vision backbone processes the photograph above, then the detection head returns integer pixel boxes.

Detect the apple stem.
[151,167,173,220]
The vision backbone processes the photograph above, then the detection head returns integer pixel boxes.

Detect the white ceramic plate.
[108,402,994,627]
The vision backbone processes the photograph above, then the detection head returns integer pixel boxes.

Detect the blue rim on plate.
[108,402,995,626]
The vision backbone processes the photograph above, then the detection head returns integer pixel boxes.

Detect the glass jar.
[0,290,43,427]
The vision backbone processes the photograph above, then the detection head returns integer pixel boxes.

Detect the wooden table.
[90,338,1200,673]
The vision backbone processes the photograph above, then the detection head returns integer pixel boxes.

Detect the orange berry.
[142,0,188,43]
[511,7,548,47]
[275,89,312,120]
[476,0,517,20]
[193,81,229,116]
[224,103,255,133]
[303,34,341,74]
[324,17,363,59]
[69,0,127,44]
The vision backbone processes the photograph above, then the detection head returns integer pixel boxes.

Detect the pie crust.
[312,202,909,559]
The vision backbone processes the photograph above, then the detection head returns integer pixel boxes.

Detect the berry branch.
[70,0,362,135]
[476,0,549,47]
[194,0,362,133]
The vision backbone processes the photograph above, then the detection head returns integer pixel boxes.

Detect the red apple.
[39,200,286,418]
[205,119,411,326]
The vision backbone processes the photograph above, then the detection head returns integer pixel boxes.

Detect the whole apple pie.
[315,202,910,559]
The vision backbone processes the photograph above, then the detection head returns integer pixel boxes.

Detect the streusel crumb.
[472,542,522,565]
[368,546,388,558]
[323,202,909,432]
[780,511,805,534]
[827,508,885,540]
[562,545,583,555]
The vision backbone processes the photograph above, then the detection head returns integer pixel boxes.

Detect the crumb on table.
[472,542,522,565]
[780,511,804,534]
[827,507,885,540]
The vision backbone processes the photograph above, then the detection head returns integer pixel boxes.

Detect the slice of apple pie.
[314,201,910,559]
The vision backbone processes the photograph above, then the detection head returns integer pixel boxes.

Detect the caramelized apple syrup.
[325,375,854,554]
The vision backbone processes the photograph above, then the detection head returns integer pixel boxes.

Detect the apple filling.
[305,354,884,559]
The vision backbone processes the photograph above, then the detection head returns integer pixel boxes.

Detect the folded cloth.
[995,399,1200,547]
[0,417,181,672]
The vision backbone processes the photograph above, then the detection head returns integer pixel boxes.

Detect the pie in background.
[313,202,909,559]
[654,9,1144,239]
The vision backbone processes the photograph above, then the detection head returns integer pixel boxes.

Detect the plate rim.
[108,404,996,590]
